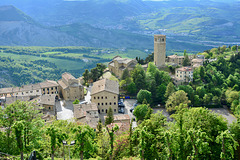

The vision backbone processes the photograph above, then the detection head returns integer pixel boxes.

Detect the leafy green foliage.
[72,125,96,160]
[166,90,190,113]
[105,107,114,125]
[133,104,149,121]
[137,90,152,104]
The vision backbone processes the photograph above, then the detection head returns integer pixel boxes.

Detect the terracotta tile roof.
[106,122,130,134]
[114,114,130,121]
[39,80,58,88]
[12,87,21,93]
[20,84,41,91]
[176,67,193,72]
[39,94,56,106]
[91,79,119,95]
[5,96,31,105]
[62,72,76,81]
[58,79,68,90]
[73,103,99,128]
[168,55,184,59]
[0,87,13,94]
[192,59,204,63]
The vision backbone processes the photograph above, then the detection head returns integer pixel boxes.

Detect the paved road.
[56,100,74,120]
[123,99,236,124]
[209,108,236,124]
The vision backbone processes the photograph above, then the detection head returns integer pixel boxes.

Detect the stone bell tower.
[154,35,166,67]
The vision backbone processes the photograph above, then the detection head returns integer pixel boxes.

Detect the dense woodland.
[1,45,240,159]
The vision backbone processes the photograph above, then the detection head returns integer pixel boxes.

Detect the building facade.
[154,35,166,67]
[108,56,137,78]
[167,55,185,65]
[73,103,99,129]
[58,72,84,101]
[91,79,119,114]
[175,67,193,84]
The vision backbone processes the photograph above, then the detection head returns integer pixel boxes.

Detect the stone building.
[191,58,204,68]
[154,35,166,67]
[105,114,131,134]
[39,94,56,111]
[73,103,99,129]
[40,80,59,95]
[167,55,185,66]
[0,80,58,98]
[91,79,119,114]
[108,56,137,78]
[58,72,84,101]
[174,67,193,85]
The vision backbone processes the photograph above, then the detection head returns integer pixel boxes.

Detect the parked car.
[118,107,125,114]
[130,103,138,113]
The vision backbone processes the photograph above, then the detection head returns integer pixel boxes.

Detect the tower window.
[162,38,164,42]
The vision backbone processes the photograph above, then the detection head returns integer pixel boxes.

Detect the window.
[94,97,96,99]
[22,92,24,95]
[110,102,112,105]
[51,87,53,90]
[49,107,51,110]
[102,103,104,105]
[105,96,107,99]
[43,88,45,91]
[55,87,57,90]
[101,96,103,99]
[98,103,100,105]
[105,102,107,105]
[114,102,116,105]
[106,109,107,113]
[162,38,164,42]
[98,97,99,99]
[114,96,116,99]
[102,109,104,112]
[114,109,116,112]
[30,91,33,93]
[26,92,28,94]
[52,92,54,94]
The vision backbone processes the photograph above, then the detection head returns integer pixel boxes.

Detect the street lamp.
[62,140,75,160]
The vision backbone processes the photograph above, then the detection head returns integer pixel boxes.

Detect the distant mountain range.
[0,0,239,51]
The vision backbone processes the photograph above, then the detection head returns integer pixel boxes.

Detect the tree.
[106,124,119,160]
[154,70,171,86]
[13,121,24,160]
[178,85,194,103]
[137,90,152,104]
[121,69,130,80]
[144,107,153,120]
[156,84,167,104]
[165,82,175,99]
[131,64,146,91]
[134,111,167,159]
[46,125,66,160]
[72,125,96,160]
[127,82,137,95]
[133,104,149,121]
[105,107,114,125]
[216,130,238,160]
[146,62,157,75]
[0,100,44,154]
[83,69,90,84]
[166,90,190,113]
[182,54,191,66]
[225,89,239,104]
[199,66,205,80]
[120,80,127,90]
